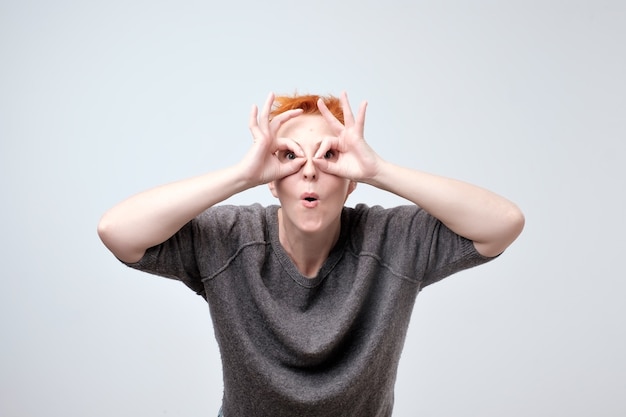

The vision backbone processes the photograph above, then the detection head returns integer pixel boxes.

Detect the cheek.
[272,177,296,198]
[329,180,352,200]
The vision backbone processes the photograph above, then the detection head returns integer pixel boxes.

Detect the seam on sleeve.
[201,241,270,282]
[345,248,423,286]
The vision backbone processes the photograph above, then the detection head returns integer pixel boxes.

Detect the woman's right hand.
[242,92,306,186]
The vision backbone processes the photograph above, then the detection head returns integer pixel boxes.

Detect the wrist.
[362,157,389,188]
[229,162,261,191]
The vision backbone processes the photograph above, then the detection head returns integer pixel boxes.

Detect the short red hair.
[271,94,344,124]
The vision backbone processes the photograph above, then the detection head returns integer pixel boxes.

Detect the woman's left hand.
[314,91,382,183]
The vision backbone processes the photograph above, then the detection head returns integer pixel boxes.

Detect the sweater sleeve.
[349,204,495,288]
[122,204,268,296]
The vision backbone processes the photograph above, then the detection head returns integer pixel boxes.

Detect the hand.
[243,92,305,185]
[314,91,381,182]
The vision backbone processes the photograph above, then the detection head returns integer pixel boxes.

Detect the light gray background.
[1,0,624,416]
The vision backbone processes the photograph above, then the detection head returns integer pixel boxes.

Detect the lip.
[300,192,320,208]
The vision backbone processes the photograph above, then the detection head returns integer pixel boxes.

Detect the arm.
[366,164,525,257]
[314,92,525,258]
[98,93,306,263]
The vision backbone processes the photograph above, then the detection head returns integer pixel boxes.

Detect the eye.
[280,151,296,160]
[323,150,335,159]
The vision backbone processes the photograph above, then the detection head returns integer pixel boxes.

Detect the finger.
[317,98,345,134]
[259,92,275,132]
[282,158,307,177]
[269,108,303,137]
[271,139,306,183]
[340,91,355,127]
[248,104,262,140]
[275,137,305,157]
[355,100,368,135]
[314,136,340,159]
[248,104,259,128]
[312,156,345,178]
[272,108,303,124]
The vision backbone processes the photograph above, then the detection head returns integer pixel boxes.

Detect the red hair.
[271,94,344,124]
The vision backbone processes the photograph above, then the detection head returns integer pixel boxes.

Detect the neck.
[277,209,341,278]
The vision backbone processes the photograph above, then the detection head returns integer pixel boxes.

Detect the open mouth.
[301,193,320,206]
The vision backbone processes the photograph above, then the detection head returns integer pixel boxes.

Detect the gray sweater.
[127,204,492,417]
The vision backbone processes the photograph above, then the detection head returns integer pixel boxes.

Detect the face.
[269,115,356,235]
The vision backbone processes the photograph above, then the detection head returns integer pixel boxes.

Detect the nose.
[302,157,317,180]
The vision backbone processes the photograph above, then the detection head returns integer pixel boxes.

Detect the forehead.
[276,115,333,142]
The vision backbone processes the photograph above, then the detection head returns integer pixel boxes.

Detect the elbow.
[495,204,526,255]
[97,212,117,250]
[502,202,525,243]
[509,205,526,241]
[97,213,144,264]
[475,204,525,258]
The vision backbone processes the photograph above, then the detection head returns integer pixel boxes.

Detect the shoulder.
[343,203,434,230]
[198,203,268,219]
[180,204,274,248]
[342,203,435,252]
[195,203,271,227]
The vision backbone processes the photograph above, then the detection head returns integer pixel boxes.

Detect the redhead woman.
[98,92,524,417]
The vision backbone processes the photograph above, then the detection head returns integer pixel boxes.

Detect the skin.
[268,115,357,276]
[98,91,525,276]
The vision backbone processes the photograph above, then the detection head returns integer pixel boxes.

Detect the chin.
[280,201,342,233]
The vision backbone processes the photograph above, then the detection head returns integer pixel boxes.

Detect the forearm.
[97,164,253,263]
[366,160,525,257]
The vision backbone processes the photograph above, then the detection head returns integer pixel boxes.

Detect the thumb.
[312,157,339,176]
[279,157,306,178]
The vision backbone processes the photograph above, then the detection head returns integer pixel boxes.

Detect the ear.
[344,180,357,202]
[268,181,279,198]
[348,180,357,195]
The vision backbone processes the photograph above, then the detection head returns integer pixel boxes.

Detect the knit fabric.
[126,204,493,417]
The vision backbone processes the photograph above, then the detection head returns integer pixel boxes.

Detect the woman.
[98,91,524,417]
